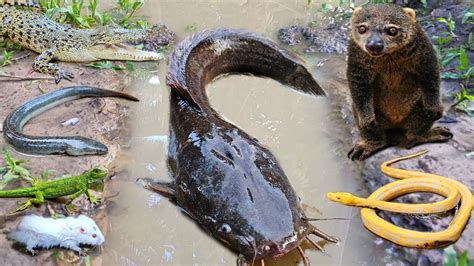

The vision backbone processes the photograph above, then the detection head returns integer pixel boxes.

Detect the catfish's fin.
[136,178,175,198]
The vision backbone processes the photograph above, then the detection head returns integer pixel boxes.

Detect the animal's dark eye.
[218,224,232,234]
[386,27,398,36]
[80,228,85,234]
[358,25,367,34]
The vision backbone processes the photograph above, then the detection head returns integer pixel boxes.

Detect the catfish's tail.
[166,28,325,111]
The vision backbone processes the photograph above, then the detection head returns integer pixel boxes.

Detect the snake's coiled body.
[327,150,474,248]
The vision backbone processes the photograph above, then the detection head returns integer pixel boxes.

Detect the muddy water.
[103,1,376,265]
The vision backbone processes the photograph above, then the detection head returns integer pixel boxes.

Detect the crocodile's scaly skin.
[0,6,165,83]
[0,0,39,8]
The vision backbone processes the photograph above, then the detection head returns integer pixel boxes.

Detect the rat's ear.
[403,8,416,24]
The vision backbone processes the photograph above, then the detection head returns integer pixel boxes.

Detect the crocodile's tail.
[0,0,40,8]
[166,28,325,111]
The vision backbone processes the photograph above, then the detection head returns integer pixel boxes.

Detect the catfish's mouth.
[242,229,309,261]
[270,232,307,259]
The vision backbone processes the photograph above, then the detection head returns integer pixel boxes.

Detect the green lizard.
[0,167,107,213]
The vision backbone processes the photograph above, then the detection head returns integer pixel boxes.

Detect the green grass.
[432,7,474,114]
[37,0,147,29]
[444,246,474,266]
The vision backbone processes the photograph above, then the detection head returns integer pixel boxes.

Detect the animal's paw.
[54,69,74,84]
[27,248,38,256]
[432,127,453,139]
[12,200,32,213]
[405,127,453,149]
[348,142,383,161]
[77,249,87,257]
[89,195,102,205]
[65,203,79,214]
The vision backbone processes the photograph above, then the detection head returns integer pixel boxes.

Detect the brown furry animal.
[347,4,452,161]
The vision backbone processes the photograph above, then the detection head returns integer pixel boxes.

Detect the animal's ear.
[351,7,363,25]
[403,8,416,24]
[352,7,363,18]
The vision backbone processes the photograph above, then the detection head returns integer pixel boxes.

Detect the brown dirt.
[0,56,136,266]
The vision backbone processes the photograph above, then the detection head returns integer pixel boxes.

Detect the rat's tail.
[166,28,325,111]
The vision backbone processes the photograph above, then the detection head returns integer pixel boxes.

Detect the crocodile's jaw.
[58,44,164,62]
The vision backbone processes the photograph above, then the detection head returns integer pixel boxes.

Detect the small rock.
[149,75,160,85]
[61,117,80,126]
[466,152,474,160]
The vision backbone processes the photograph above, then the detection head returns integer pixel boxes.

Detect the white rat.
[8,214,104,254]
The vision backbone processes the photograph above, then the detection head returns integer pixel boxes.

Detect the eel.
[138,28,336,265]
[3,86,139,156]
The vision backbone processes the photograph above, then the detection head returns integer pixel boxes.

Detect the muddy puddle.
[98,0,380,265]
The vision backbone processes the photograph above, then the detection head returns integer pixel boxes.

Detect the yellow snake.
[327,150,474,248]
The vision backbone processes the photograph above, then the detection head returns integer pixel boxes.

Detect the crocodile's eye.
[218,223,232,234]
[358,25,367,34]
[386,27,398,36]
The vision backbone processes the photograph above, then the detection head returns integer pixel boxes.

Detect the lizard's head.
[84,167,108,191]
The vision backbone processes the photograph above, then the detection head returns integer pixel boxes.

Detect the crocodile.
[0,6,168,83]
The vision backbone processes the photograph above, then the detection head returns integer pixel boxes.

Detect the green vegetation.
[0,149,56,189]
[0,42,22,67]
[37,0,146,29]
[444,246,474,266]
[0,149,30,189]
[432,7,474,114]
[185,23,198,32]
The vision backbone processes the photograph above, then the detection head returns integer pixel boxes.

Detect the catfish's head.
[185,131,337,262]
[196,193,312,262]
[350,4,417,57]
[83,167,108,191]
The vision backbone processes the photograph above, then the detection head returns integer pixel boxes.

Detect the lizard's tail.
[0,187,36,198]
[166,28,326,111]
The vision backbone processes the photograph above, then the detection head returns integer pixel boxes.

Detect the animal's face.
[74,215,105,246]
[85,167,108,189]
[198,203,310,261]
[350,4,417,57]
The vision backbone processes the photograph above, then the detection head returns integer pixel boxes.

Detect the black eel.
[138,28,337,265]
[3,86,139,155]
